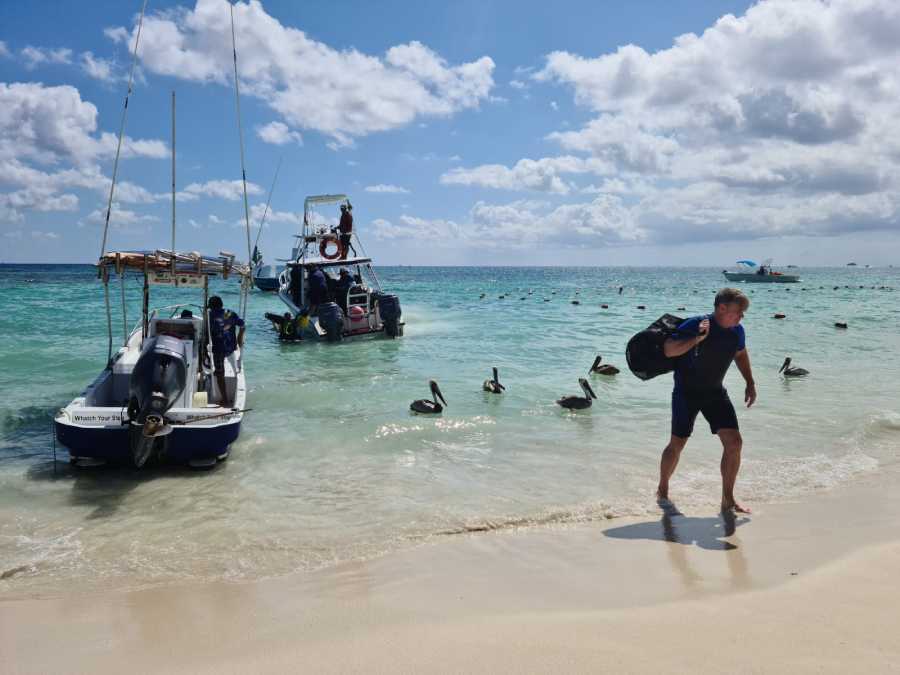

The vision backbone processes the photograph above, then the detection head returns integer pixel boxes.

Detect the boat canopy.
[736,259,757,267]
[98,250,250,278]
[304,194,348,207]
[286,256,372,269]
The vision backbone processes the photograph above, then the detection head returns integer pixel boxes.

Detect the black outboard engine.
[318,302,344,342]
[126,335,188,467]
[376,294,402,338]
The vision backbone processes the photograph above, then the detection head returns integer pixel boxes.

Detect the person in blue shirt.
[306,265,328,314]
[657,288,757,513]
[207,295,245,408]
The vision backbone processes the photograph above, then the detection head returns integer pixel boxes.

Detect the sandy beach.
[4,466,900,674]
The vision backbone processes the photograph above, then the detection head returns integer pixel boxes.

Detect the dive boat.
[265,194,404,342]
[251,246,282,291]
[722,259,799,284]
[55,251,251,468]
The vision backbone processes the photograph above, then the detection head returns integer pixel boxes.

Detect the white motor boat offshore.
[55,250,251,468]
[722,259,799,283]
[264,194,404,342]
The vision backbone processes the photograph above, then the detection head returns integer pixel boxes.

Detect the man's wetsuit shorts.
[671,388,738,438]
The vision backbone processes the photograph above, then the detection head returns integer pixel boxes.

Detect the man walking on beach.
[657,288,756,513]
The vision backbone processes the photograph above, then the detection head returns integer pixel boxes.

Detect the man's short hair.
[208,295,223,310]
[714,287,749,311]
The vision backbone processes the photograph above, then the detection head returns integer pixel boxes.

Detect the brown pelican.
[482,367,505,394]
[834,322,848,329]
[557,378,597,410]
[410,380,447,414]
[779,358,809,377]
[590,355,619,376]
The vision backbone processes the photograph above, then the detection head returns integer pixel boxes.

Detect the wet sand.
[3,470,900,674]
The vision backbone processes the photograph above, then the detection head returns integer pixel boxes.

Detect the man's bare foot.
[721,499,751,514]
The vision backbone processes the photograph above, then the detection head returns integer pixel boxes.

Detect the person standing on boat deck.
[207,296,245,408]
[306,264,328,315]
[657,288,756,513]
[338,203,354,260]
[335,268,354,312]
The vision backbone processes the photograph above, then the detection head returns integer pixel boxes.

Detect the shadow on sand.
[604,502,750,551]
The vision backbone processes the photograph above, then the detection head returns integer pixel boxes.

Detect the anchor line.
[99,0,148,261]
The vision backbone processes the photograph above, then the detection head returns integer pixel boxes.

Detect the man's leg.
[657,434,688,501]
[717,428,749,513]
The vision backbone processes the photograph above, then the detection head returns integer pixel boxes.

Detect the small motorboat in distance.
[723,259,799,284]
[557,378,597,410]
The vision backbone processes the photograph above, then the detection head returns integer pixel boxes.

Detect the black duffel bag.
[625,313,684,380]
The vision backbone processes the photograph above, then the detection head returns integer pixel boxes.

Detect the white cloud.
[249,202,302,225]
[20,46,73,69]
[208,214,223,224]
[365,183,410,194]
[440,156,613,194]
[0,82,166,165]
[182,179,263,201]
[0,42,10,59]
[80,51,117,82]
[519,0,900,243]
[550,100,558,111]
[256,121,303,145]
[509,79,527,90]
[108,0,495,145]
[31,230,60,240]
[80,204,159,232]
[346,160,359,167]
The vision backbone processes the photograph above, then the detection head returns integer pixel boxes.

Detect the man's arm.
[663,335,703,358]
[734,348,756,407]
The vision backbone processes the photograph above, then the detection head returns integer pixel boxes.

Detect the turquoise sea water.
[1,264,899,597]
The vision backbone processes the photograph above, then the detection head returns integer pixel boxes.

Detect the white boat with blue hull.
[55,251,250,468]
[722,259,799,284]
[265,194,404,342]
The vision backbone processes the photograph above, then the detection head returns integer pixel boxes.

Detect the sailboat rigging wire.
[230,1,253,319]
[230,3,253,279]
[253,156,282,253]
[121,268,128,345]
[99,0,148,261]
[103,268,113,365]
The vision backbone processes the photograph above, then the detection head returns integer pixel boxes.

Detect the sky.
[2,0,900,266]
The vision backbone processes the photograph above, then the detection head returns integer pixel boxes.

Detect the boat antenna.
[99,0,148,261]
[170,90,176,274]
[253,156,282,254]
[230,1,253,317]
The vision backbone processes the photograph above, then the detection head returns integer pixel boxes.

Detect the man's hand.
[696,318,710,343]
[744,382,757,408]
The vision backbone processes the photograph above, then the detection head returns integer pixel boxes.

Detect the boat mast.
[171,90,176,274]
[230,1,253,317]
[252,156,283,256]
[99,0,148,261]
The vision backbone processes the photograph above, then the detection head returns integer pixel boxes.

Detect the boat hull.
[55,418,241,464]
[253,275,279,291]
[723,272,799,283]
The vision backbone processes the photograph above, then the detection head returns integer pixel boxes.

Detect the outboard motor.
[318,302,344,342]
[126,335,188,467]
[377,294,402,338]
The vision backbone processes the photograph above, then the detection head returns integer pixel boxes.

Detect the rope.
[99,0,148,261]
[253,156,282,253]
[230,2,253,279]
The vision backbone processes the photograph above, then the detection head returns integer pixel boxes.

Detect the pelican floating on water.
[590,355,619,376]
[410,380,447,414]
[557,378,597,410]
[779,357,809,377]
[482,367,505,394]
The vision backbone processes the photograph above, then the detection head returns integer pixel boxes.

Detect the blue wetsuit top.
[672,314,745,393]
[209,308,244,356]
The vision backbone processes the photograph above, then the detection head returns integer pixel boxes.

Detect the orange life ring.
[319,236,343,260]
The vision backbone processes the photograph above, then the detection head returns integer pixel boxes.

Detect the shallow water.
[1,264,899,596]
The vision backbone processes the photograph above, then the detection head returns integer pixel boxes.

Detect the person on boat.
[338,203,354,260]
[290,263,303,306]
[306,264,328,315]
[207,295,245,408]
[657,288,756,514]
[335,268,354,312]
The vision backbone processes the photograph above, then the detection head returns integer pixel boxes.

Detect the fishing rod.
[230,1,253,319]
